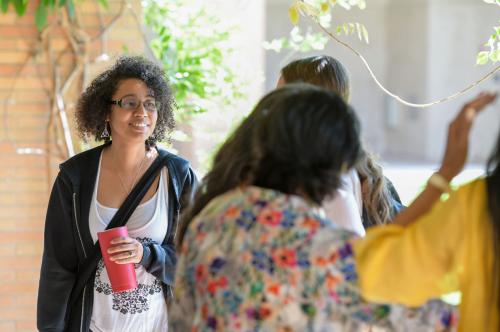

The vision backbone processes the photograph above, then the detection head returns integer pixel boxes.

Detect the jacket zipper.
[173,208,180,239]
[73,193,87,258]
[72,192,87,332]
[80,285,86,332]
[169,208,181,300]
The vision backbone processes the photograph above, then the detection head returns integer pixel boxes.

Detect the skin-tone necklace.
[112,149,149,196]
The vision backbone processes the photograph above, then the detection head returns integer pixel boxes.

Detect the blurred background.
[0,0,498,330]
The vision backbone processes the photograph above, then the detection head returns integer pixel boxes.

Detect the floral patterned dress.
[169,186,456,332]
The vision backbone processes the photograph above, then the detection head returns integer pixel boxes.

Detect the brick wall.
[0,1,144,330]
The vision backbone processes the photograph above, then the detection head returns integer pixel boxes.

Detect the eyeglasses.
[111,96,159,112]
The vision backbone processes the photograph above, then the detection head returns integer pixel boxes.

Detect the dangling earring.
[101,121,110,138]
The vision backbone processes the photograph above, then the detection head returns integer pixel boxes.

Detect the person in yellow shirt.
[354,92,498,331]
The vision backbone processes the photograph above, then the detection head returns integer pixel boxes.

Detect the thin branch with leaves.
[285,0,500,108]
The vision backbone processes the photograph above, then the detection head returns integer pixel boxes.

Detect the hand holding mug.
[108,236,144,264]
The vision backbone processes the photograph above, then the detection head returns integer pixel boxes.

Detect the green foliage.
[477,1,500,65]
[143,0,245,121]
[96,0,108,8]
[0,0,107,30]
[12,0,28,16]
[34,3,48,31]
[336,22,369,43]
[264,26,329,53]
[265,0,369,54]
[279,0,498,67]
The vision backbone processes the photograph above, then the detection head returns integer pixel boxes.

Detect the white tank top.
[89,153,169,332]
[323,169,365,236]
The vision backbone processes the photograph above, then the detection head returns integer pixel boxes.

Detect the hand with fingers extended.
[393,92,497,227]
[438,92,497,181]
[107,236,144,264]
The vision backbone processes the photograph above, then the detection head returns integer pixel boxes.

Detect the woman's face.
[108,78,158,145]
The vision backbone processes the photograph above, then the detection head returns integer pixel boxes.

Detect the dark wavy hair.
[75,55,175,147]
[281,55,398,226]
[486,128,500,318]
[178,84,363,246]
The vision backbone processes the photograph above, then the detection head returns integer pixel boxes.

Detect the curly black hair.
[75,55,175,147]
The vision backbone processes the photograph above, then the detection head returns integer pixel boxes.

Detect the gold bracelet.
[427,173,451,193]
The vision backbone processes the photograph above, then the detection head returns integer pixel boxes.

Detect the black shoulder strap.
[104,154,165,231]
[68,154,166,308]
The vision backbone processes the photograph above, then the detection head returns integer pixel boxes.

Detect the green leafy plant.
[263,26,330,53]
[143,0,245,122]
[265,0,369,54]
[276,0,500,108]
[0,0,108,30]
[477,0,500,64]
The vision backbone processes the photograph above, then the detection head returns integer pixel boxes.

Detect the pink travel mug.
[97,226,138,293]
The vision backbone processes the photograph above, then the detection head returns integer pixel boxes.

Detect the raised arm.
[394,92,497,227]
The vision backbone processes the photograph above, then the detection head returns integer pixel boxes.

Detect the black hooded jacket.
[37,144,197,332]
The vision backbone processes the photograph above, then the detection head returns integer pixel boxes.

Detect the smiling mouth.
[130,123,149,128]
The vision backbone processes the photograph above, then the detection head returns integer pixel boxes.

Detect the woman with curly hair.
[278,55,404,233]
[169,84,456,331]
[37,55,197,332]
